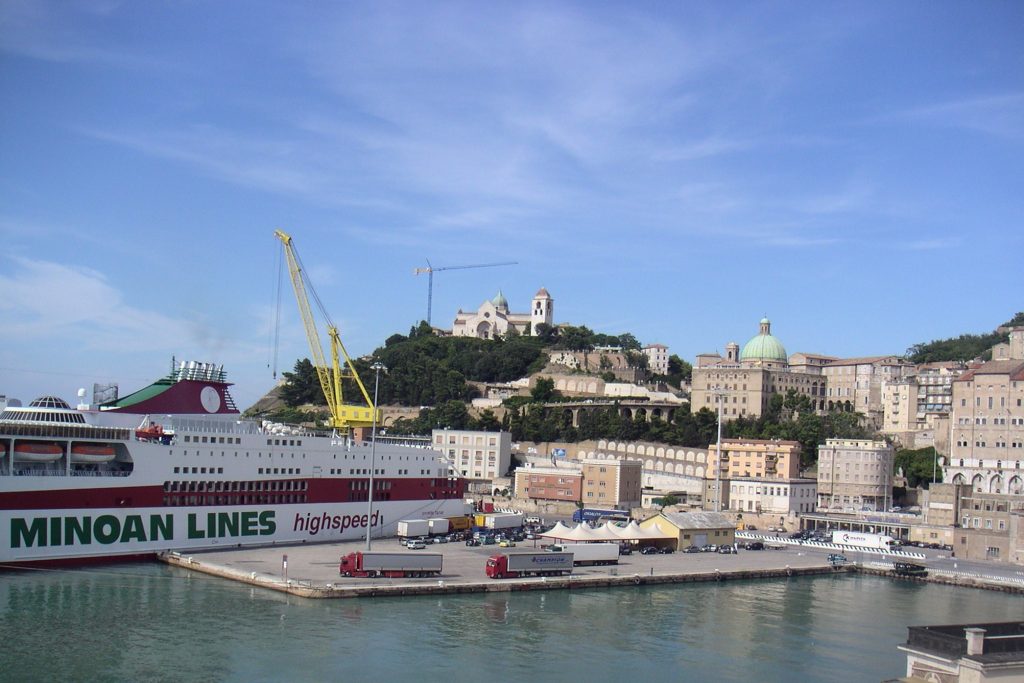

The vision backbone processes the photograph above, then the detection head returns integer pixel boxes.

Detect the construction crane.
[413,259,517,326]
[274,229,378,431]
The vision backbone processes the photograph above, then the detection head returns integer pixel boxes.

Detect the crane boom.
[413,260,517,325]
[274,229,378,430]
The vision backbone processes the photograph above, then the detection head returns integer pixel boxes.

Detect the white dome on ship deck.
[29,396,73,410]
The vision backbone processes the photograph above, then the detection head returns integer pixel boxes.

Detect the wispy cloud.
[0,256,255,356]
[897,237,962,251]
[875,93,1024,140]
[0,0,166,68]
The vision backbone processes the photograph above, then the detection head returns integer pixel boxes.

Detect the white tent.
[541,522,614,542]
[540,521,575,540]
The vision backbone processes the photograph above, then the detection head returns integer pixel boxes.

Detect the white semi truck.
[831,531,897,550]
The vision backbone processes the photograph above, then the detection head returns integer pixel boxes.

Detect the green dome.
[739,318,788,363]
[491,290,509,309]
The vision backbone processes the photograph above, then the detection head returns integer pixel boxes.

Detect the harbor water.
[1,563,1020,682]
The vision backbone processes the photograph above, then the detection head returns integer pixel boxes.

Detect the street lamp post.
[712,386,726,513]
[366,362,386,550]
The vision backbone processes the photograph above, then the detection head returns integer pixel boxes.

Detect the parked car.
[827,553,848,564]
[717,545,737,554]
[744,541,765,551]
[465,538,481,547]
[407,540,427,550]
[640,546,658,555]
[619,545,633,556]
[498,539,516,548]
[700,544,717,553]
[745,525,757,531]
[683,545,702,554]
[658,546,674,554]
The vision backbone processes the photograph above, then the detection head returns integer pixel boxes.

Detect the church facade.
[451,288,554,339]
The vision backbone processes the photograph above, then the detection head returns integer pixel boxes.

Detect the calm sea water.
[0,563,1020,683]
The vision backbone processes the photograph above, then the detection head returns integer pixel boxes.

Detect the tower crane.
[413,259,517,326]
[274,229,378,431]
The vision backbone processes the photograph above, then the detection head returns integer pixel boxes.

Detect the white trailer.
[831,531,896,550]
[548,543,620,566]
[397,519,430,538]
[484,513,524,530]
[428,518,450,536]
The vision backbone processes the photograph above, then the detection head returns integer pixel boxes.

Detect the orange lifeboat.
[70,443,116,464]
[13,441,63,462]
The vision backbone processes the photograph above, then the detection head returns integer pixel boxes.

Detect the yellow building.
[707,438,802,480]
[640,511,735,550]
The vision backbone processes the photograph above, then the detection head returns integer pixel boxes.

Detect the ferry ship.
[0,360,466,566]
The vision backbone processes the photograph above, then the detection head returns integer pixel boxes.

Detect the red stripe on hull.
[0,553,158,570]
[0,478,466,510]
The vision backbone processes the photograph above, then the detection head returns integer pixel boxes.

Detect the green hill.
[906,312,1024,363]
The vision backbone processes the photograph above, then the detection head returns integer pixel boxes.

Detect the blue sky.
[2,1,1022,410]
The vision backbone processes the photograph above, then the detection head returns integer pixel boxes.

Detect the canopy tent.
[541,522,611,542]
[540,520,677,543]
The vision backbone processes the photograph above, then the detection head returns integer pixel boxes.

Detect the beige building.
[944,332,1024,496]
[692,318,827,420]
[817,438,895,512]
[897,621,1024,682]
[451,288,553,339]
[882,362,967,448]
[727,477,817,515]
[640,511,735,550]
[642,343,669,376]
[821,355,914,426]
[707,438,802,480]
[954,491,1024,563]
[581,458,643,508]
[432,428,511,481]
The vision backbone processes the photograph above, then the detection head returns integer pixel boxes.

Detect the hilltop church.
[451,288,553,339]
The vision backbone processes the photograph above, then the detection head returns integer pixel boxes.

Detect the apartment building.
[817,438,895,512]
[581,458,642,508]
[944,331,1024,497]
[707,439,802,480]
[728,477,817,515]
[513,465,582,502]
[432,428,511,481]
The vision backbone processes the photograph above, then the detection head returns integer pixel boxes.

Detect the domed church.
[739,318,789,369]
[451,288,554,339]
[691,317,826,420]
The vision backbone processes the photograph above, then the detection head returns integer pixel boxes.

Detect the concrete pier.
[159,538,847,599]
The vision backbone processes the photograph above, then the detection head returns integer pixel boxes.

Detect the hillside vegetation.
[275,321,682,409]
[906,311,1024,363]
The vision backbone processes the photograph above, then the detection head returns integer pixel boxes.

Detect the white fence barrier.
[735,531,926,559]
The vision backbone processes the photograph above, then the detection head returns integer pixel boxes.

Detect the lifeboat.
[135,421,173,445]
[13,441,63,462]
[70,443,116,464]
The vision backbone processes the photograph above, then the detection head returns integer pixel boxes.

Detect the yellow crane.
[274,229,378,430]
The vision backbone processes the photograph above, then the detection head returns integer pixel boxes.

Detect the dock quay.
[158,538,1024,599]
[157,538,834,599]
